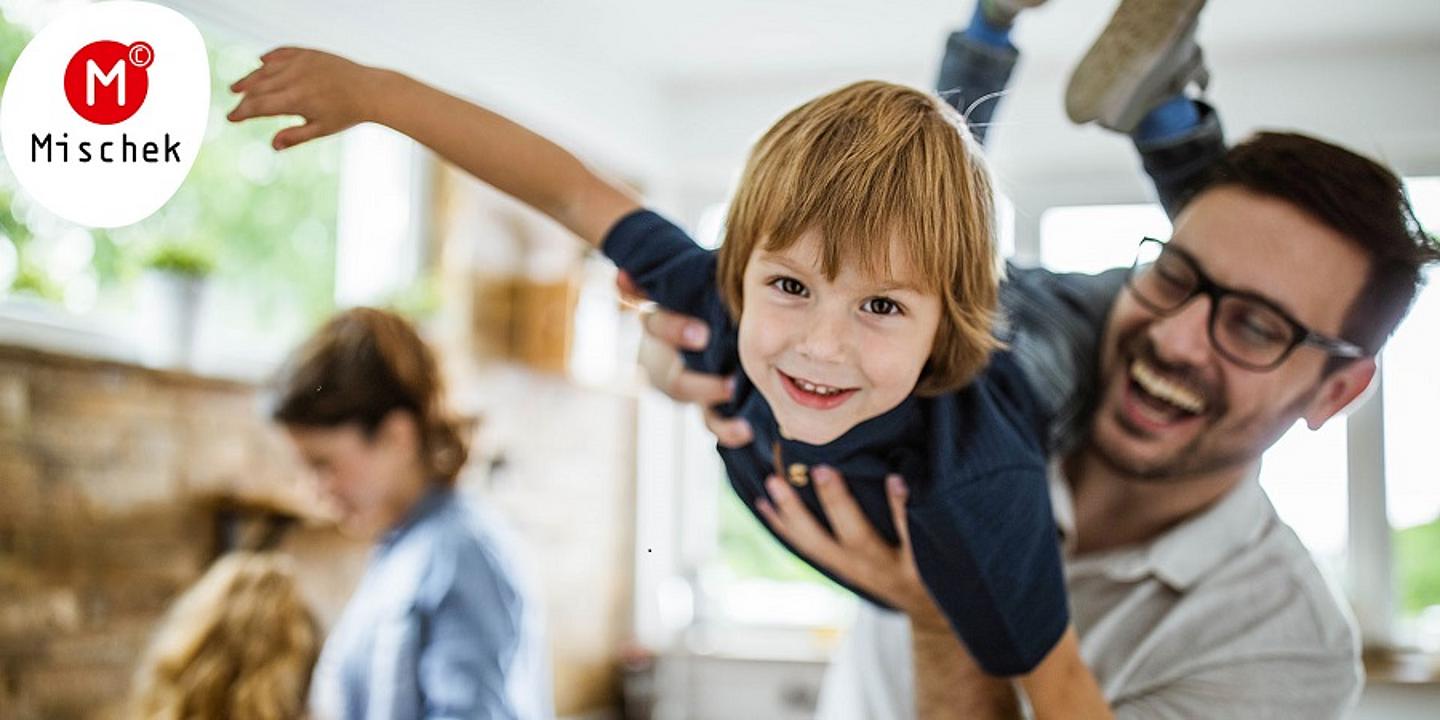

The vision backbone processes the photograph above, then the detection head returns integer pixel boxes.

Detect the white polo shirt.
[815,466,1364,719]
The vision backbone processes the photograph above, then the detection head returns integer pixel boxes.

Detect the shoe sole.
[1065,0,1207,131]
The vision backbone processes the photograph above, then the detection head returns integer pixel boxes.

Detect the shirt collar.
[1050,463,1276,591]
[772,394,923,465]
[378,484,453,551]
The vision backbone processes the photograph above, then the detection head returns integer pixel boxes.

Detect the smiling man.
[800,130,1438,718]
[630,1,1438,714]
[635,39,1438,720]
[642,129,1437,719]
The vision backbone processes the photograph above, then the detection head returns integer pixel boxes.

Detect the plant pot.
[138,270,208,369]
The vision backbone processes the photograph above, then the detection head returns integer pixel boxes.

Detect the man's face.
[1089,186,1372,480]
[737,230,942,445]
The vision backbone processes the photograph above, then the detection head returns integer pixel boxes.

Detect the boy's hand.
[228,47,381,150]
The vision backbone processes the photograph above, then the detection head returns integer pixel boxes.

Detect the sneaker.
[1065,0,1209,133]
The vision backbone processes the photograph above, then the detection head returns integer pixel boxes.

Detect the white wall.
[166,0,671,186]
[1355,684,1440,719]
[653,36,1440,238]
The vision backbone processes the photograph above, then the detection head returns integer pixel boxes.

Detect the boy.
[228,52,1095,697]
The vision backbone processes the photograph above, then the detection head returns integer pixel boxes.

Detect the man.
[630,1,1438,717]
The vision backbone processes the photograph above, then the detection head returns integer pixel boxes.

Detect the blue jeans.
[937,31,1226,218]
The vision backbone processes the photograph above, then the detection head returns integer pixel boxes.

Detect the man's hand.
[228,47,382,150]
[621,271,754,448]
[755,465,1024,718]
[753,465,945,631]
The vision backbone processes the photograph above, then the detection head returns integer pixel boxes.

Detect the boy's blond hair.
[717,80,1001,395]
[131,552,320,720]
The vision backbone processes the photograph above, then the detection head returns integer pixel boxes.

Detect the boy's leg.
[1134,99,1225,219]
[938,1,1048,146]
[1064,0,1223,218]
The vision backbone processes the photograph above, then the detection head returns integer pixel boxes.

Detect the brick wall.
[0,342,637,718]
[0,346,326,719]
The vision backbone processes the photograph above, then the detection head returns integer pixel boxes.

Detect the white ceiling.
[149,0,1440,216]
[560,0,1440,79]
[168,0,1440,82]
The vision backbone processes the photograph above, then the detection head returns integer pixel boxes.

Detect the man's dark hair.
[1202,131,1439,367]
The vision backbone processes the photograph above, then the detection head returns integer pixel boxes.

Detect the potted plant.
[139,242,216,369]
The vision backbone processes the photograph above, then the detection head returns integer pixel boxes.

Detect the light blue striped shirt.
[310,487,552,720]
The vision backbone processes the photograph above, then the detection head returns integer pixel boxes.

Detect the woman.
[271,307,551,720]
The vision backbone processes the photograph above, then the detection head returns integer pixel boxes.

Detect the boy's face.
[738,230,942,445]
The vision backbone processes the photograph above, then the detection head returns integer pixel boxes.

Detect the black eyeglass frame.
[1125,237,1367,371]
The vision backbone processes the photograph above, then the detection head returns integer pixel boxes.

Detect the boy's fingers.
[228,92,301,122]
[231,72,287,101]
[642,308,709,350]
[259,46,297,63]
[702,409,753,449]
[229,67,262,93]
[226,96,267,122]
[811,466,877,548]
[273,122,329,151]
[232,57,289,92]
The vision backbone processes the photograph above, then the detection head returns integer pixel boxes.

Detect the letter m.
[86,59,125,107]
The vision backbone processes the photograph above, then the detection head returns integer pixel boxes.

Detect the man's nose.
[1146,295,1214,367]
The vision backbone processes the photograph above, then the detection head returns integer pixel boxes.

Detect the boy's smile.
[777,369,860,409]
[737,231,942,445]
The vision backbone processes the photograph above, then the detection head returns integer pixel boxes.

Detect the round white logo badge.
[0,1,209,228]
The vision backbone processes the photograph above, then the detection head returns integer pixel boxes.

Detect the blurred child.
[131,552,319,720]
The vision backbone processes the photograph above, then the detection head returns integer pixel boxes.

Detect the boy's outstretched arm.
[228,47,640,247]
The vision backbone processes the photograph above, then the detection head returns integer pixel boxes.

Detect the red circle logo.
[63,41,153,125]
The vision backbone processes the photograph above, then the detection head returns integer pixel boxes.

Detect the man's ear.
[1303,357,1377,431]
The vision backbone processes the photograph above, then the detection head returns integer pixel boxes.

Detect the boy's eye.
[769,276,808,297]
[863,297,903,316]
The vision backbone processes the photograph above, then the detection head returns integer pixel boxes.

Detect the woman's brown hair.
[131,553,319,720]
[270,307,469,485]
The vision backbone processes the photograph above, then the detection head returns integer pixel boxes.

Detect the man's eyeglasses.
[1125,237,1366,371]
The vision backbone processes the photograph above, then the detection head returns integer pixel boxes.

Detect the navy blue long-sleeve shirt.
[604,209,1068,675]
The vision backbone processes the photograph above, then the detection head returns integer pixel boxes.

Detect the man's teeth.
[796,377,844,396]
[1130,360,1206,414]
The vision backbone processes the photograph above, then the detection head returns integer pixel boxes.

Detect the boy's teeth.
[1130,360,1206,414]
[797,377,841,396]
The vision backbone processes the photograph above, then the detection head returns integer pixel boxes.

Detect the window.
[1386,178,1440,651]
[1038,203,1171,273]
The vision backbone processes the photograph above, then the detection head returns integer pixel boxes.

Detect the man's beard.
[1088,330,1311,482]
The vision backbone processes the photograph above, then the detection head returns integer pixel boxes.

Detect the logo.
[64,40,154,125]
[0,1,209,228]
